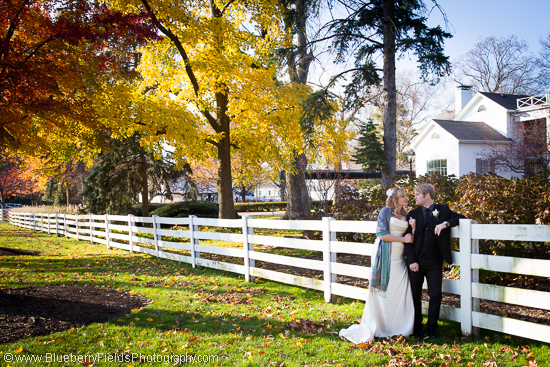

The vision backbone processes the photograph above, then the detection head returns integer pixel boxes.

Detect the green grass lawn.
[0,221,548,366]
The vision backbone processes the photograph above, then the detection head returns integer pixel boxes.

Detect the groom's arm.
[445,207,466,228]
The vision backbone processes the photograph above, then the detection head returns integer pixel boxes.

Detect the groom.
[404,183,465,339]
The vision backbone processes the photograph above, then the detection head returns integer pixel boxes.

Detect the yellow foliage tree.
[100,0,310,218]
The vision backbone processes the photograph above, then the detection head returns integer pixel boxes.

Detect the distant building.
[410,86,550,177]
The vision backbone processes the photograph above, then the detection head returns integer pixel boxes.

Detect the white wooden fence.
[6,211,550,343]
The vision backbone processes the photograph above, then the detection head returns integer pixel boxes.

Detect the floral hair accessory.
[386,189,394,197]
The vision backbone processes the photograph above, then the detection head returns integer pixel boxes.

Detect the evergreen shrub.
[149,201,221,218]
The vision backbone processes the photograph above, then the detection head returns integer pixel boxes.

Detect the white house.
[411,86,550,178]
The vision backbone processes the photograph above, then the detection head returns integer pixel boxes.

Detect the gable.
[410,120,458,149]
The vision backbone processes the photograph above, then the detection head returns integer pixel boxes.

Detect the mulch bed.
[0,285,151,344]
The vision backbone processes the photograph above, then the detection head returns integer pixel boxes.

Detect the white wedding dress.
[339,217,414,343]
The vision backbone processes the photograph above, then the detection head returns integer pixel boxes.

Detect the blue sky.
[424,0,548,62]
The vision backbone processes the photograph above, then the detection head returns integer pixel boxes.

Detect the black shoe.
[414,332,424,340]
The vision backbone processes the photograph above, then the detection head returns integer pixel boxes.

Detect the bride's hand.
[408,218,416,234]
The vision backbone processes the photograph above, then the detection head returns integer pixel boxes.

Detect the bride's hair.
[386,187,408,217]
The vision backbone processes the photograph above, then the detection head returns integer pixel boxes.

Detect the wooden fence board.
[471,254,550,277]
[248,219,322,231]
[250,267,323,291]
[249,251,323,270]
[248,234,321,251]
[473,312,550,343]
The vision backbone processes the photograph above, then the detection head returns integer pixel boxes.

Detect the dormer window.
[431,133,440,140]
[478,105,487,112]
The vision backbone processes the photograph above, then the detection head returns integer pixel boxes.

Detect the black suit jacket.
[404,204,465,265]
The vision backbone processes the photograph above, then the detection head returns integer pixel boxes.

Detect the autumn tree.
[454,35,543,95]
[42,159,88,206]
[326,0,452,188]
[0,154,23,208]
[0,0,158,159]
[232,153,272,203]
[480,118,549,176]
[100,0,314,219]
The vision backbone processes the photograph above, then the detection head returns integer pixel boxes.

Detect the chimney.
[455,85,474,115]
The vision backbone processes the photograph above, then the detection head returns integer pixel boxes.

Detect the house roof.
[433,120,513,142]
[478,92,529,110]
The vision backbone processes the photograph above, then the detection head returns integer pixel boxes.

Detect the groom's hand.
[434,222,449,236]
[409,262,419,272]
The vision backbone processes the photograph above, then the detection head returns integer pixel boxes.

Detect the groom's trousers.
[409,257,443,336]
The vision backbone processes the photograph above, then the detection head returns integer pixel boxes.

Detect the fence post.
[128,214,134,254]
[40,213,43,232]
[152,215,160,258]
[75,214,80,240]
[242,216,255,283]
[189,215,200,269]
[64,214,68,238]
[459,218,475,336]
[471,220,480,337]
[0,208,3,221]
[54,213,59,236]
[46,213,51,235]
[105,214,111,250]
[89,213,94,243]
[322,217,336,303]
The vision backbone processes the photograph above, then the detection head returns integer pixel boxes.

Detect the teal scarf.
[370,207,392,296]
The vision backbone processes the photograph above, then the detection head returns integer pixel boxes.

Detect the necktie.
[423,208,430,227]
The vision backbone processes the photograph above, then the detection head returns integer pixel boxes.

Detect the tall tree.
[326,0,451,188]
[278,0,319,219]
[538,34,550,91]
[454,35,542,95]
[0,0,158,157]
[42,159,88,207]
[102,0,309,219]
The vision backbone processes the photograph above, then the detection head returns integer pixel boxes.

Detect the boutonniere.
[432,209,439,219]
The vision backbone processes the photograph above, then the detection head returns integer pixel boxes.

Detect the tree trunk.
[217,134,235,218]
[139,148,149,217]
[278,171,286,202]
[216,88,236,219]
[285,153,310,219]
[241,186,246,203]
[381,0,397,189]
[283,0,312,219]
[333,162,342,205]
[66,184,73,207]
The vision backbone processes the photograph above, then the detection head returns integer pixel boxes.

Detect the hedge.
[234,200,333,212]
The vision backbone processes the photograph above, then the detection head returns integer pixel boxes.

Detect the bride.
[339,187,415,343]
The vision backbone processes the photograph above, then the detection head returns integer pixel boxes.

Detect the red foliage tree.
[0,0,159,154]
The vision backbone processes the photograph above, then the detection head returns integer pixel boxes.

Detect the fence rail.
[5,211,550,343]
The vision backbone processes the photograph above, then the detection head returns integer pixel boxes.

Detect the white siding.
[414,123,460,177]
[457,97,511,138]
